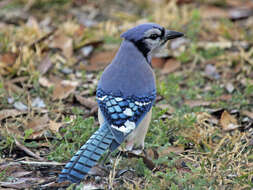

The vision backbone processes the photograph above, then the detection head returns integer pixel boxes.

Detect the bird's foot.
[126,144,144,155]
[89,164,111,176]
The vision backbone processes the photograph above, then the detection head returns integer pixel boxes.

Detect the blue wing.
[96,88,156,145]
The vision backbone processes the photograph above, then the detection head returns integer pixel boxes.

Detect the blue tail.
[58,123,114,183]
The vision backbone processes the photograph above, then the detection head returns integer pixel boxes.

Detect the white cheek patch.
[144,38,161,51]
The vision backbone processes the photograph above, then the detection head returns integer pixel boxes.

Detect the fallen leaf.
[229,8,253,21]
[185,100,212,108]
[4,77,28,94]
[83,50,117,71]
[161,59,181,74]
[80,45,94,57]
[225,83,234,93]
[13,101,28,111]
[0,162,24,177]
[145,148,159,160]
[37,55,52,75]
[38,77,54,88]
[60,67,73,74]
[0,52,17,66]
[88,165,108,177]
[0,109,26,121]
[26,115,49,139]
[52,80,78,100]
[217,94,232,101]
[50,33,73,58]
[205,64,220,80]
[242,110,253,120]
[151,57,165,69]
[49,120,62,134]
[200,6,228,19]
[31,97,46,108]
[7,97,14,104]
[158,146,184,157]
[75,94,97,109]
[220,110,239,131]
[196,112,219,126]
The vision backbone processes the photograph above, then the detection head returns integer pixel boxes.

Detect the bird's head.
[121,23,183,57]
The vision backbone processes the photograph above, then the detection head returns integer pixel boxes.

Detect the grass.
[48,114,97,162]
[0,0,252,189]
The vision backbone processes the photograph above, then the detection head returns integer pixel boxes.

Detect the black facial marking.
[160,27,165,37]
[149,34,159,40]
[133,39,150,59]
[130,27,165,62]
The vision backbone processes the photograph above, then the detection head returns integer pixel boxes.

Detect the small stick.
[29,28,57,50]
[18,161,65,166]
[14,138,44,161]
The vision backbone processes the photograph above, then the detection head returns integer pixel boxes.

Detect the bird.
[58,23,183,183]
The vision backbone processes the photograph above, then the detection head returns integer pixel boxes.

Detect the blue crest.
[120,23,163,42]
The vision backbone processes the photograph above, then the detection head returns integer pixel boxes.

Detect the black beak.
[165,30,184,40]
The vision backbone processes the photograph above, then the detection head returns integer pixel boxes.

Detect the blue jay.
[58,23,183,183]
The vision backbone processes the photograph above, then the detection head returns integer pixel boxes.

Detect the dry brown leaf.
[200,6,228,19]
[37,55,52,75]
[220,110,239,131]
[52,80,78,100]
[161,59,181,74]
[151,57,165,69]
[242,110,253,120]
[204,64,220,80]
[4,77,29,94]
[75,94,97,109]
[185,100,212,108]
[26,115,49,139]
[158,146,184,157]
[0,162,29,179]
[49,120,62,134]
[84,50,117,71]
[38,77,54,88]
[50,33,73,58]
[0,109,26,121]
[217,94,232,101]
[226,0,253,8]
[229,8,253,21]
[0,52,17,65]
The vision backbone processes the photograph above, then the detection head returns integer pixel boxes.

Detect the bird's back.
[97,40,156,98]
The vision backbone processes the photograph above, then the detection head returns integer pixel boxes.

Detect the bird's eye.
[149,34,159,40]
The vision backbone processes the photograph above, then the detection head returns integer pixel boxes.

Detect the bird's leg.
[101,151,112,167]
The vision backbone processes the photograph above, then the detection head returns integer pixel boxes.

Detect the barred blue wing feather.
[58,123,114,183]
[96,88,156,146]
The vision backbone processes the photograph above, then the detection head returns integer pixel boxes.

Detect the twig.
[17,161,65,166]
[29,28,57,50]
[14,138,44,161]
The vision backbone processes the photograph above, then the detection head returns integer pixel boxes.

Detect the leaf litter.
[0,0,252,189]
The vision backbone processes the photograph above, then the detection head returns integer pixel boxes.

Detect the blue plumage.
[58,123,114,183]
[121,23,163,42]
[58,23,183,184]
[96,88,156,145]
